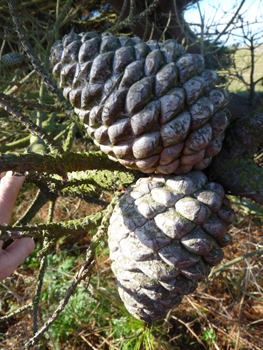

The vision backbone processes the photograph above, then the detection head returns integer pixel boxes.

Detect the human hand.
[0,171,35,281]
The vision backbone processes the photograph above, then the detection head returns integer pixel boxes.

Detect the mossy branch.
[0,210,105,241]
[0,151,134,175]
[24,170,135,193]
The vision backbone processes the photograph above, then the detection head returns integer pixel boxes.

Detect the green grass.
[218,45,263,94]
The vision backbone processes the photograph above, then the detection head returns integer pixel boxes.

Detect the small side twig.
[7,0,64,101]
[23,192,121,349]
[108,0,161,34]
[5,70,36,95]
[0,97,63,154]
[0,92,64,113]
[0,304,32,323]
[171,315,207,348]
[15,189,51,226]
[33,199,56,334]
[117,0,129,23]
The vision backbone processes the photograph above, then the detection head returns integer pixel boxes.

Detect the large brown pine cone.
[50,32,230,174]
[108,171,235,322]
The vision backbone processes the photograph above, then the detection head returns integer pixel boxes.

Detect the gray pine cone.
[108,170,235,322]
[50,32,230,175]
[1,52,24,67]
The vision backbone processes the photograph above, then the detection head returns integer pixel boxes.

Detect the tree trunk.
[108,0,201,52]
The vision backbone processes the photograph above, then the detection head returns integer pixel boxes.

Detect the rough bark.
[226,93,255,123]
[207,108,263,203]
[0,151,131,175]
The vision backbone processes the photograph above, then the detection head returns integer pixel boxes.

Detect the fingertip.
[5,238,35,266]
[0,238,35,281]
[25,238,35,255]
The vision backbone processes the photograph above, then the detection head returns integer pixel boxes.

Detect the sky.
[184,0,263,46]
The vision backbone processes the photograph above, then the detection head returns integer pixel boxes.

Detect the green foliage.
[230,195,263,224]
[202,329,217,345]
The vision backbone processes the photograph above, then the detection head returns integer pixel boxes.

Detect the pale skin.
[0,171,35,281]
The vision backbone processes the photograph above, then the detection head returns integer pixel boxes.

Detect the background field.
[221,45,263,95]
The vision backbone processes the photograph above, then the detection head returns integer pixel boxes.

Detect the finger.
[0,171,25,225]
[0,172,25,250]
[0,238,35,281]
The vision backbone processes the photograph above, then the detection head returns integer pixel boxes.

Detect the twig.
[51,0,75,41]
[129,0,136,20]
[235,293,245,350]
[0,92,63,112]
[117,0,129,23]
[108,0,161,34]
[80,335,98,350]
[0,303,32,323]
[33,199,56,334]
[142,0,149,42]
[63,122,78,152]
[32,257,46,334]
[23,192,121,349]
[171,315,207,348]
[211,249,263,276]
[24,260,93,349]
[0,281,24,304]
[15,189,50,226]
[158,10,171,42]
[7,0,64,100]
[207,0,246,49]
[5,70,36,95]
[0,97,63,154]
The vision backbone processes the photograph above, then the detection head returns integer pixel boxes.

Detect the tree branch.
[0,211,105,241]
[0,151,131,175]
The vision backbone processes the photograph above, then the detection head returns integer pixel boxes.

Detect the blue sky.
[184,0,263,45]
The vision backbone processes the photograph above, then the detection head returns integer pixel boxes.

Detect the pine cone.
[108,171,235,322]
[50,32,230,174]
[1,52,24,67]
